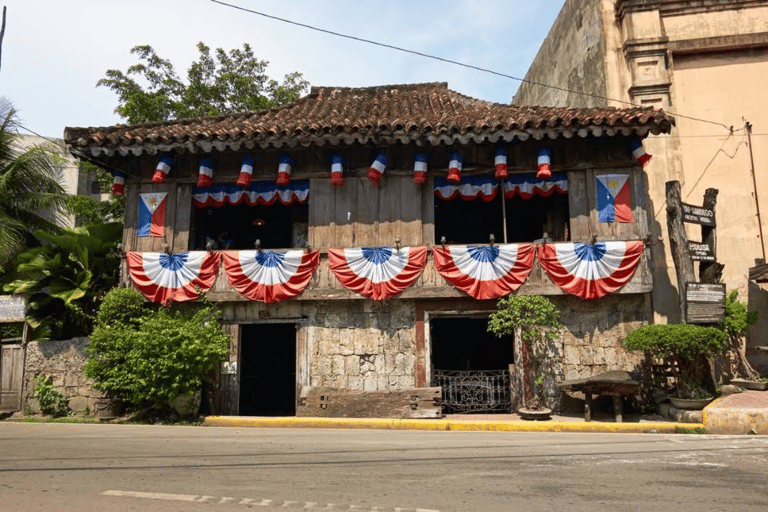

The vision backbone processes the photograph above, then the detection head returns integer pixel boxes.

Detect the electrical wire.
[210,0,734,132]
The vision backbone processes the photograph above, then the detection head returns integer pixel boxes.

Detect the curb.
[204,416,703,433]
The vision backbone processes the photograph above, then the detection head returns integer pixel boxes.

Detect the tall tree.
[97,42,310,124]
[0,98,67,268]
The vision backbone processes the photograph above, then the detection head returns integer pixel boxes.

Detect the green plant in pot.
[719,290,764,389]
[625,324,728,406]
[488,295,562,415]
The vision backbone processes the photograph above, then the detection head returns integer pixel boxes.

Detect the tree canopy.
[98,42,310,125]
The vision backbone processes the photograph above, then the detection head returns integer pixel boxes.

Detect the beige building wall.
[513,1,768,352]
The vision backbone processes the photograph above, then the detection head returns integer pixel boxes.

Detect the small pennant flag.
[152,156,174,183]
[447,152,463,183]
[138,192,168,237]
[494,147,509,179]
[413,153,428,184]
[331,154,345,186]
[237,156,255,187]
[368,153,387,185]
[112,170,125,196]
[596,174,633,223]
[276,155,292,186]
[537,148,552,180]
[197,158,214,188]
[629,138,651,167]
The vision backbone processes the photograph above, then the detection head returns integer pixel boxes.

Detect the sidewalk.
[205,391,768,434]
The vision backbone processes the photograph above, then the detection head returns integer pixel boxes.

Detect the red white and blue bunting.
[331,154,345,186]
[494,147,508,179]
[126,251,221,305]
[434,173,567,202]
[152,156,173,183]
[537,147,552,180]
[112,170,125,196]
[447,152,463,183]
[192,181,309,208]
[629,138,651,167]
[368,153,387,185]
[538,241,644,299]
[276,155,292,186]
[222,250,320,303]
[237,156,255,188]
[328,246,428,300]
[433,244,535,300]
[197,158,214,188]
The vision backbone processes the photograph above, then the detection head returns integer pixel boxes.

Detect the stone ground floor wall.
[22,337,101,414]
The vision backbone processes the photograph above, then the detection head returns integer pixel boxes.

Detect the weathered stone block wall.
[304,300,416,392]
[22,337,101,414]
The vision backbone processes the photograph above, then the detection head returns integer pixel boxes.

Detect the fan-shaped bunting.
[222,250,320,303]
[538,241,644,299]
[126,251,220,305]
[433,244,535,300]
[328,246,427,300]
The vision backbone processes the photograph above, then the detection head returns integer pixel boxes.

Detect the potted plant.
[625,323,728,409]
[720,291,766,390]
[488,295,562,419]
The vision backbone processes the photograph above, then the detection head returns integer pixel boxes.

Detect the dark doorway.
[239,323,296,416]
[430,317,515,414]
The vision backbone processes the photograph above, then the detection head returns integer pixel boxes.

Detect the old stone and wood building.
[64,83,674,416]
[513,0,768,373]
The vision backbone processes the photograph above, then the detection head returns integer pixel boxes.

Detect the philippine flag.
[596,174,633,223]
[138,192,168,237]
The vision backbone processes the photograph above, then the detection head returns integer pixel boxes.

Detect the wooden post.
[699,188,724,284]
[666,181,697,320]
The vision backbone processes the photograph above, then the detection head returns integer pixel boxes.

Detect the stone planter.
[518,407,552,421]
[170,390,201,417]
[729,379,768,391]
[93,398,124,420]
[669,397,714,410]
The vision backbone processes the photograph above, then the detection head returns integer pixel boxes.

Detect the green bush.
[34,375,69,417]
[96,287,149,329]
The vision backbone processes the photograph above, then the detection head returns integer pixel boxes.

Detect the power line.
[210,0,733,132]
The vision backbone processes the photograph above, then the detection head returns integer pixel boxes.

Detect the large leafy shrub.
[625,324,728,398]
[85,288,230,411]
[720,290,759,380]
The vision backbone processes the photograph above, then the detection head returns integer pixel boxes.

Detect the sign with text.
[687,241,716,262]
[684,283,726,323]
[0,296,27,323]
[682,202,716,226]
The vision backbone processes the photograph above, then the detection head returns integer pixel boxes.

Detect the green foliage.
[85,298,230,411]
[96,286,149,329]
[721,290,758,338]
[97,42,310,124]
[487,295,562,345]
[624,324,728,359]
[0,98,68,267]
[3,223,123,338]
[66,162,125,226]
[34,375,69,417]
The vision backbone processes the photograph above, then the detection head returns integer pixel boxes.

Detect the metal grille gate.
[432,369,511,413]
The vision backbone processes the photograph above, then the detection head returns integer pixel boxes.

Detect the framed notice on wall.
[684,283,726,324]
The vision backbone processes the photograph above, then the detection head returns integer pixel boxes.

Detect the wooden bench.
[558,371,640,422]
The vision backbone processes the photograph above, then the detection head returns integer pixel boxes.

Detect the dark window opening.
[504,194,570,242]
[435,197,503,245]
[193,203,308,250]
[239,323,296,416]
[430,317,513,371]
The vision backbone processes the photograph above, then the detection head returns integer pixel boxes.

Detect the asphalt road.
[1,422,767,512]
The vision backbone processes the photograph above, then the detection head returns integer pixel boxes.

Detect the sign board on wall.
[687,241,716,262]
[684,283,726,323]
[682,202,716,226]
[0,296,27,323]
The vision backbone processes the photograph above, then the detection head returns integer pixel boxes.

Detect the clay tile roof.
[64,82,674,157]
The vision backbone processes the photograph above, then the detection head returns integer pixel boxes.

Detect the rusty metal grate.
[432,369,511,413]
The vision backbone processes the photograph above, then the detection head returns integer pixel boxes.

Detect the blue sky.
[1,0,564,138]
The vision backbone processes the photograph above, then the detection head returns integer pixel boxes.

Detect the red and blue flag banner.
[537,147,552,180]
[237,156,255,188]
[413,153,428,184]
[502,171,568,199]
[538,241,644,299]
[434,175,499,201]
[126,251,221,305]
[596,174,633,223]
[368,153,387,185]
[192,181,309,208]
[331,154,345,186]
[197,158,214,188]
[629,137,651,167]
[447,152,463,183]
[276,155,292,186]
[433,244,535,300]
[222,249,320,303]
[494,147,509,179]
[152,156,173,183]
[328,246,428,300]
[138,192,168,237]
[112,170,125,196]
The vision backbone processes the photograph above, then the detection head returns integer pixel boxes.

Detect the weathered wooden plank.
[356,177,379,246]
[633,168,649,239]
[567,171,590,241]
[309,178,334,250]
[334,178,356,248]
[123,182,139,252]
[377,176,401,246]
[296,386,441,419]
[422,177,435,245]
[401,177,423,246]
[172,184,192,251]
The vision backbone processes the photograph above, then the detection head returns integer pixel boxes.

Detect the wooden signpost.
[666,182,725,324]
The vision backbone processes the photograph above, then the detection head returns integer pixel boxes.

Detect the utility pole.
[746,121,766,262]
[0,7,6,72]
